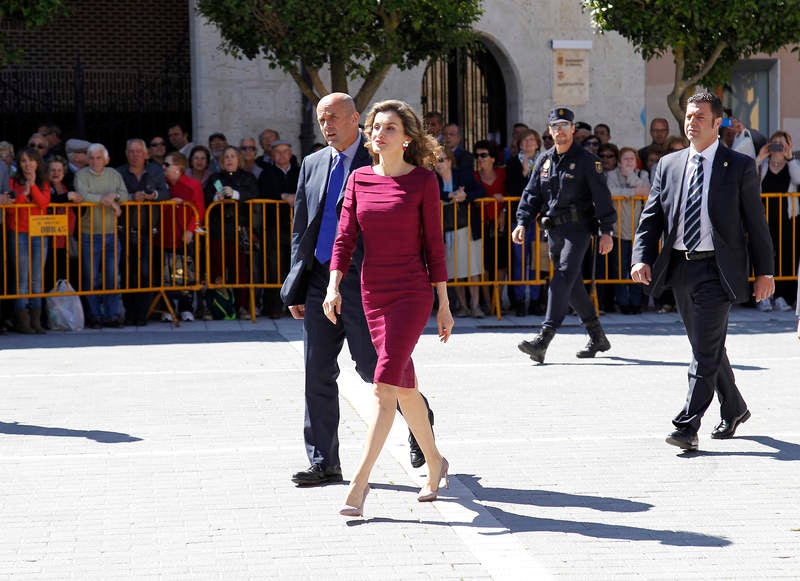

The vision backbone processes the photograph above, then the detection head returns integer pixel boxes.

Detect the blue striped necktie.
[683,154,704,251]
[315,152,347,264]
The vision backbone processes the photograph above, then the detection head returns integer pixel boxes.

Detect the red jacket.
[7,178,50,233]
[161,173,205,249]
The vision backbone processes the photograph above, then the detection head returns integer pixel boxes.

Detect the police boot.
[14,309,35,335]
[518,327,556,364]
[30,308,46,334]
[576,319,610,358]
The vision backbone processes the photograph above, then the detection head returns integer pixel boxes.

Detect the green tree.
[583,0,800,127]
[195,0,483,112]
[0,1,68,65]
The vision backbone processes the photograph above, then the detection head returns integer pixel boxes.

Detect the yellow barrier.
[2,192,797,324]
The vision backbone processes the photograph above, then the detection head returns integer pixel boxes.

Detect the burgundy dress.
[331,165,448,388]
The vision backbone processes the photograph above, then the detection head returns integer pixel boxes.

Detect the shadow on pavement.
[681,435,800,462]
[349,475,731,547]
[0,329,286,351]
[0,421,142,443]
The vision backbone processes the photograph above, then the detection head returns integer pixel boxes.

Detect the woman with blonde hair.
[324,99,453,516]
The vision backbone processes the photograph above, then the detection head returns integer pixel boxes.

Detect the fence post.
[74,56,86,139]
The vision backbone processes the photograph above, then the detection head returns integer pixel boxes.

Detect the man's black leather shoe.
[291,463,343,486]
[710,410,751,439]
[408,408,434,468]
[666,427,699,451]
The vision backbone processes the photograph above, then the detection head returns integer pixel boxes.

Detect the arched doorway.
[421,40,508,151]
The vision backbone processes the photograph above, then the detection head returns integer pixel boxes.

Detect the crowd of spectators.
[0,109,798,333]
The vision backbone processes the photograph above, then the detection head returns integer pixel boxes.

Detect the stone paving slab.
[0,305,797,579]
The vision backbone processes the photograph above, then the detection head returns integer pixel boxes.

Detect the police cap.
[547,107,575,125]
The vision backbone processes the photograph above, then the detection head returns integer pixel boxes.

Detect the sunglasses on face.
[28,143,47,150]
[598,153,616,159]
[150,141,165,147]
[476,152,491,158]
[584,141,600,147]
[240,146,257,151]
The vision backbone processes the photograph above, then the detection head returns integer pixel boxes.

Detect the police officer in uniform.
[513,107,617,363]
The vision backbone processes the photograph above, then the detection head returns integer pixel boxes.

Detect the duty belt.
[538,206,593,230]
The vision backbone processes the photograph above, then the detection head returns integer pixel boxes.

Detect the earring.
[402,140,410,151]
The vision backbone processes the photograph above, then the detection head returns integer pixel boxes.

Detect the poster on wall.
[552,40,592,106]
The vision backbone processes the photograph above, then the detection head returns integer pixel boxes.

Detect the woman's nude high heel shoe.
[417,457,449,502]
[339,484,370,517]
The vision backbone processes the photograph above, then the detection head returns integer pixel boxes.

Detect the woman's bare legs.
[396,379,444,493]
[343,382,398,507]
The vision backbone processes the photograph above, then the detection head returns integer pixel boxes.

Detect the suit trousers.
[302,258,377,468]
[668,254,748,432]
[543,223,597,330]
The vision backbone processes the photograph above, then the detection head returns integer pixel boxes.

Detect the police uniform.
[516,107,616,363]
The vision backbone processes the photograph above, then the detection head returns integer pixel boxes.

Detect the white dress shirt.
[674,139,719,252]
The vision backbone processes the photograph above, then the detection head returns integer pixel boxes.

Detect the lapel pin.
[723,162,728,167]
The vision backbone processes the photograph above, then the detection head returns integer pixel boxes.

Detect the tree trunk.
[354,65,392,113]
[330,56,348,94]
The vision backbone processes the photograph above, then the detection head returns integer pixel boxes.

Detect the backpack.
[206,288,237,320]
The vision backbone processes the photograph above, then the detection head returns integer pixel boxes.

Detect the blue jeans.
[82,233,122,321]
[614,238,642,308]
[510,224,541,303]
[9,232,49,310]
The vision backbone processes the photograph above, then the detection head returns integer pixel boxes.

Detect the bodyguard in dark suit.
[632,92,774,451]
[282,93,432,486]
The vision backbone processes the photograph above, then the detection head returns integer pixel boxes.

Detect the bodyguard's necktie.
[315,152,347,264]
[683,154,704,251]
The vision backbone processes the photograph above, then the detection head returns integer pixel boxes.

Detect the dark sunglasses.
[240,146,257,151]
[150,141,166,147]
[476,152,491,158]
[584,141,600,147]
[28,143,47,150]
[598,153,616,159]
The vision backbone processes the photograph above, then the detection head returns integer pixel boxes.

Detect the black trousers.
[668,253,747,432]
[302,259,377,468]
[543,223,598,330]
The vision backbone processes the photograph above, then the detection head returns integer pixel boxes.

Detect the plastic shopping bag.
[46,280,85,331]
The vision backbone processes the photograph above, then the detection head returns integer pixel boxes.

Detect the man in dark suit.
[632,92,774,451]
[282,93,433,485]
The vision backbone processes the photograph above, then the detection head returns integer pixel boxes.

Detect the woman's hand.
[756,143,770,164]
[437,305,454,343]
[67,191,83,203]
[322,286,342,324]
[450,186,467,203]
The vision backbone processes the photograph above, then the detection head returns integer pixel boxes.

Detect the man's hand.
[288,305,305,319]
[511,225,526,245]
[631,263,651,285]
[752,275,775,303]
[597,233,613,255]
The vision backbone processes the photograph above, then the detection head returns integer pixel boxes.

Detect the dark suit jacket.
[280,137,371,306]
[632,145,774,303]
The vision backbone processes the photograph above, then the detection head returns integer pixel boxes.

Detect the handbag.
[442,201,468,232]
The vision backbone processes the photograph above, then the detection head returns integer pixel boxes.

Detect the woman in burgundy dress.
[324,100,454,516]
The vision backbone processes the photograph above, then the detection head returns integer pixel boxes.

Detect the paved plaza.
[0,305,798,580]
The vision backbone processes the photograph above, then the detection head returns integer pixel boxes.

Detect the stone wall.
[190,0,646,152]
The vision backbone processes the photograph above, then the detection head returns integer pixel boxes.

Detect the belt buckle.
[684,250,693,261]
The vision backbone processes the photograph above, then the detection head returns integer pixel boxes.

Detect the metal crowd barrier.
[1,193,797,325]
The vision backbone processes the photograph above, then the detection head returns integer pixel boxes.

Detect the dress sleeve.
[330,171,359,274]
[420,171,448,283]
